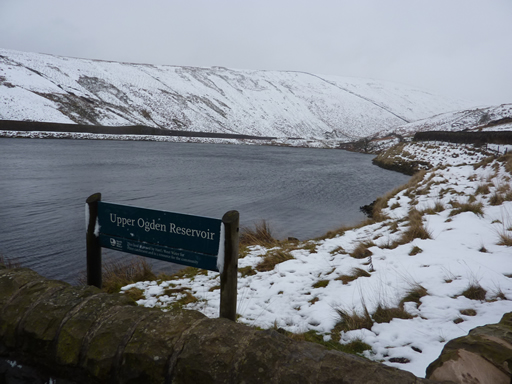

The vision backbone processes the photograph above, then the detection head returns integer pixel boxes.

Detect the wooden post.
[86,193,102,288]
[219,210,239,321]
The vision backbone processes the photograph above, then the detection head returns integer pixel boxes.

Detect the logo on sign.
[109,238,122,248]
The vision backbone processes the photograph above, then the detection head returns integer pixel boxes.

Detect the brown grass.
[349,241,375,259]
[393,209,431,247]
[420,201,445,215]
[497,231,512,246]
[460,308,477,316]
[333,306,373,333]
[318,219,376,240]
[489,192,505,206]
[475,183,491,195]
[256,249,294,272]
[408,246,423,256]
[100,257,157,294]
[473,156,495,170]
[336,267,371,285]
[169,266,207,280]
[239,220,277,247]
[329,246,347,255]
[239,265,257,277]
[449,201,484,217]
[498,153,512,174]
[372,305,413,323]
[124,287,145,301]
[461,283,487,301]
[312,279,330,288]
[399,285,428,308]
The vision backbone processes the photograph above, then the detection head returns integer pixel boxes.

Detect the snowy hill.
[0,48,471,140]
[382,103,512,138]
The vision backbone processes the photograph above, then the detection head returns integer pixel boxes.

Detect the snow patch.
[216,223,226,273]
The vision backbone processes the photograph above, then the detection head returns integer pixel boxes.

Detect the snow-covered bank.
[0,130,349,149]
[121,142,512,378]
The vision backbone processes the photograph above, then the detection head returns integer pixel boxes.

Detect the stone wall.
[0,263,438,383]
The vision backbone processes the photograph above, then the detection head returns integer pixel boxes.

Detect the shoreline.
[118,141,512,378]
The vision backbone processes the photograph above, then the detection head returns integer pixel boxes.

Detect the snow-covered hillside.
[0,48,472,140]
[382,103,512,138]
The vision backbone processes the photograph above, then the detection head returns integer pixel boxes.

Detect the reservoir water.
[0,138,409,283]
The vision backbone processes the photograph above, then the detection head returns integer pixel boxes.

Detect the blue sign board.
[97,202,223,271]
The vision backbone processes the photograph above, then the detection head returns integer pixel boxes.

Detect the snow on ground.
[121,143,512,378]
[384,141,512,169]
[384,103,512,137]
[0,130,347,148]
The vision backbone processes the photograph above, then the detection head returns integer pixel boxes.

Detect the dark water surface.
[0,139,409,283]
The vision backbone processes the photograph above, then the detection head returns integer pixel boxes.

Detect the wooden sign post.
[85,193,239,321]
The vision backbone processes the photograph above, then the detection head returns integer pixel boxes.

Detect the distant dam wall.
[414,130,512,145]
[0,119,277,141]
[0,263,431,384]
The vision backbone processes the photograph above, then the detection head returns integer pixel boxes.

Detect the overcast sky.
[1,0,511,106]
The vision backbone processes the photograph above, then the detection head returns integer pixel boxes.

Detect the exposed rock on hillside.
[426,312,512,384]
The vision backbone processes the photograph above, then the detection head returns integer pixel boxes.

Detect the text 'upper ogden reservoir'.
[109,213,216,240]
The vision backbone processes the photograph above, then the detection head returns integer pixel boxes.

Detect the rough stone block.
[426,312,512,384]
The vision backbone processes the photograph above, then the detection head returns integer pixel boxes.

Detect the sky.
[1,0,511,106]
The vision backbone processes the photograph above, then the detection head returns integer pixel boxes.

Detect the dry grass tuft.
[124,287,145,301]
[239,220,277,247]
[329,246,347,255]
[256,249,294,272]
[318,219,376,240]
[475,183,491,195]
[393,209,431,247]
[449,200,484,217]
[461,283,487,301]
[349,241,375,259]
[498,153,512,174]
[312,279,330,288]
[497,231,512,247]
[336,267,371,285]
[333,306,373,333]
[372,305,413,323]
[408,246,423,256]
[169,266,207,280]
[460,308,477,316]
[420,201,445,215]
[239,265,257,277]
[399,285,428,308]
[100,257,157,294]
[473,156,495,170]
[489,192,505,206]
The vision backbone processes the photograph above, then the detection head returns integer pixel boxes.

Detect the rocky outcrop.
[0,263,437,383]
[426,312,512,383]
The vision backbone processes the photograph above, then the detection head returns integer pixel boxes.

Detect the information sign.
[85,193,239,321]
[97,202,223,271]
